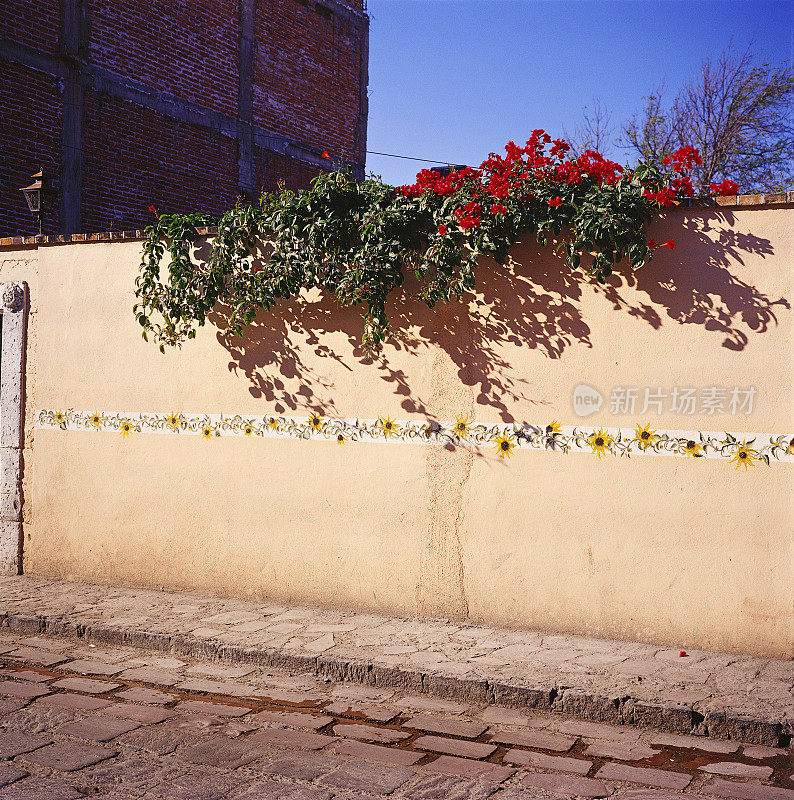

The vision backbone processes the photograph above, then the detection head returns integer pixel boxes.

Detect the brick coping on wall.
[1,193,792,249]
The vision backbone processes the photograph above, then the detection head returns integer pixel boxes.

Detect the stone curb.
[1,611,787,747]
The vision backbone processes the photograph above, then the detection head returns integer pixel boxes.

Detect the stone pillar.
[0,282,28,575]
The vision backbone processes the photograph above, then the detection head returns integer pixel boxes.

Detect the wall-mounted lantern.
[19,169,48,235]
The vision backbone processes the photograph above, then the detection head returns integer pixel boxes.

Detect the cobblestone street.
[0,626,792,799]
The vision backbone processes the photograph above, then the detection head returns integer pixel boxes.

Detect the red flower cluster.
[663,146,702,173]
[548,196,562,207]
[453,200,481,229]
[709,179,739,196]
[397,166,481,198]
[648,238,676,249]
[438,224,448,236]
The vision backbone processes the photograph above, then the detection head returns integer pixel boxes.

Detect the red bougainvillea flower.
[663,239,675,249]
[321,150,330,159]
[548,196,562,207]
[438,224,447,236]
[490,203,507,215]
[709,179,739,196]
[648,239,658,248]
[148,205,157,214]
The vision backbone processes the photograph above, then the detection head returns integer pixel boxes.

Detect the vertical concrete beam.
[237,0,257,196]
[0,283,28,575]
[60,0,86,233]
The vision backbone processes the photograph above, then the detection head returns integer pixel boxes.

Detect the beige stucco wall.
[1,204,792,656]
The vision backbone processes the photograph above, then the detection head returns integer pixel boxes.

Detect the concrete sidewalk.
[0,576,791,746]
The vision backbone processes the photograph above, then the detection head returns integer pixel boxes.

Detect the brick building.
[0,0,369,236]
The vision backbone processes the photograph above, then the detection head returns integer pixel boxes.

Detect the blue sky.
[364,0,794,186]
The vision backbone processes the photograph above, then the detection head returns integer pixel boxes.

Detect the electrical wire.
[366,150,455,165]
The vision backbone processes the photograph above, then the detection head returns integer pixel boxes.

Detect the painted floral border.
[36,410,794,469]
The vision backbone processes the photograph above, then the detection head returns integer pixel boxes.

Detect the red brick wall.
[0,60,63,237]
[81,91,239,233]
[0,0,61,54]
[0,0,366,235]
[86,0,240,117]
[254,0,363,161]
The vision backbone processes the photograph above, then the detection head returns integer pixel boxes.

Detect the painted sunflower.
[786,438,794,456]
[683,439,702,458]
[453,414,470,438]
[166,412,181,432]
[378,415,400,438]
[119,419,134,439]
[268,417,280,430]
[494,433,515,458]
[336,433,346,445]
[546,420,562,434]
[309,413,323,432]
[633,423,658,451]
[89,411,104,429]
[53,411,66,425]
[730,441,758,470]
[243,423,255,437]
[587,428,613,458]
[201,425,214,440]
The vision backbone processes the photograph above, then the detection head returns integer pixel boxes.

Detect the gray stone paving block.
[249,708,331,730]
[742,745,787,759]
[36,692,112,711]
[177,736,262,769]
[503,748,592,774]
[229,782,333,800]
[480,707,538,727]
[319,759,415,794]
[247,728,334,751]
[0,776,85,799]
[114,686,176,705]
[0,704,77,734]
[414,735,496,760]
[331,738,425,766]
[650,733,739,753]
[103,702,174,724]
[186,663,255,679]
[0,762,28,788]
[584,742,661,760]
[405,714,487,739]
[396,696,471,714]
[6,647,67,666]
[322,699,399,723]
[701,779,794,800]
[251,688,323,706]
[20,741,118,771]
[397,773,497,800]
[699,762,774,779]
[118,667,181,685]
[555,719,642,742]
[520,772,611,798]
[333,722,411,743]
[422,755,514,782]
[148,766,247,800]
[489,728,575,751]
[60,660,126,676]
[116,724,189,755]
[0,679,52,699]
[57,714,142,741]
[0,730,51,758]
[0,669,52,682]
[260,750,344,781]
[175,699,251,717]
[50,677,120,693]
[595,763,692,790]
[0,698,26,716]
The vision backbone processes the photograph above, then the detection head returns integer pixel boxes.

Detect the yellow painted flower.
[309,413,323,431]
[119,419,134,439]
[378,415,400,438]
[201,425,214,439]
[336,433,346,445]
[633,423,658,451]
[587,428,613,458]
[453,414,470,438]
[268,417,280,430]
[683,439,702,458]
[53,411,66,425]
[786,438,794,456]
[730,441,758,470]
[166,412,181,432]
[243,423,255,437]
[89,411,104,428]
[494,433,515,458]
[546,420,562,434]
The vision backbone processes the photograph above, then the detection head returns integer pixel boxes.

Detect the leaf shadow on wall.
[210,211,787,422]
